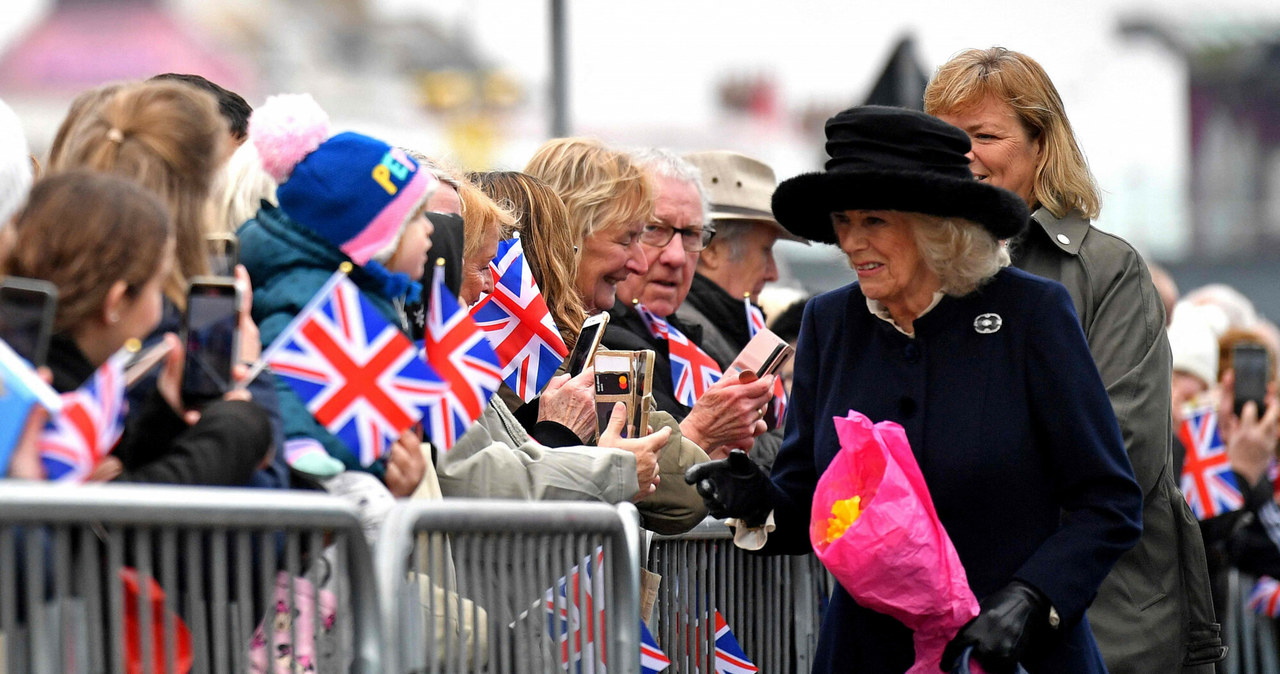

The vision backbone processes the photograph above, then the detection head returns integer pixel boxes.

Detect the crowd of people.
[1,44,1277,673]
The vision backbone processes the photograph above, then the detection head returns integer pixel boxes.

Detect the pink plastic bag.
[810,411,980,674]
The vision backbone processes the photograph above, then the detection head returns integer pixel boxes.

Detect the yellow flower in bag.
[825,496,863,543]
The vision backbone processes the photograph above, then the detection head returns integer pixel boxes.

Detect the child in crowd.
[47,77,287,488]
[240,93,438,496]
[2,170,271,484]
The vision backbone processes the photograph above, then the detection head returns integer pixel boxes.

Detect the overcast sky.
[5,0,1279,259]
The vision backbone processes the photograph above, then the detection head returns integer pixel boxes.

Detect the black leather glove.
[683,450,773,527]
[940,580,1054,673]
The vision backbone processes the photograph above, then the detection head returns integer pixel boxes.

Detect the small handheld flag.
[544,547,607,673]
[40,350,129,482]
[263,267,446,466]
[421,261,502,450]
[0,339,62,474]
[1179,405,1244,520]
[1249,576,1280,617]
[469,234,568,402]
[635,302,722,407]
[712,610,758,674]
[640,620,670,673]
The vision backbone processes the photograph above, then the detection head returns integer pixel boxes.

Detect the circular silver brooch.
[974,313,1002,334]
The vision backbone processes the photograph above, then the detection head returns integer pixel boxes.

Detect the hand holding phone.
[1233,343,1271,418]
[567,313,609,377]
[180,277,241,408]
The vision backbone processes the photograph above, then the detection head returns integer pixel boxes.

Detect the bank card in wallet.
[593,349,654,441]
[729,327,794,379]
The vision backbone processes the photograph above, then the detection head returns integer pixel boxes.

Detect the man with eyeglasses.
[676,151,807,471]
[603,149,775,460]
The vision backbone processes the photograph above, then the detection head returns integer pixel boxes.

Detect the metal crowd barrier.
[0,482,381,674]
[375,499,643,674]
[1224,569,1280,674]
[648,517,830,673]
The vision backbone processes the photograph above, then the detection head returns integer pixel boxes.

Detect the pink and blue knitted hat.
[248,94,437,265]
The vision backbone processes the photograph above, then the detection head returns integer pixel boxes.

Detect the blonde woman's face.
[935,96,1043,208]
[832,210,938,314]
[575,220,648,313]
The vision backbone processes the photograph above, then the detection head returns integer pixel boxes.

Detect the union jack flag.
[264,271,446,467]
[635,303,722,408]
[1249,576,1280,617]
[421,263,502,450]
[744,299,788,430]
[544,547,607,673]
[40,350,129,482]
[1179,406,1244,519]
[0,338,62,472]
[712,610,758,674]
[469,235,568,402]
[640,620,670,673]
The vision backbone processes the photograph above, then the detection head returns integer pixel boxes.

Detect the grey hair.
[705,219,758,262]
[629,147,712,231]
[910,214,1010,296]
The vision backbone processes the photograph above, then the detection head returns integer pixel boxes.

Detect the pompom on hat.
[0,97,33,224]
[771,106,1029,244]
[248,93,437,266]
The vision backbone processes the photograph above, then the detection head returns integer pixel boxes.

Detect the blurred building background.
[1,0,1278,317]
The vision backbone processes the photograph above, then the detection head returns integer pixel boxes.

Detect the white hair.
[629,147,711,230]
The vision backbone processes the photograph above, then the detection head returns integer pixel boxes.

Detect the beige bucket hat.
[683,150,808,243]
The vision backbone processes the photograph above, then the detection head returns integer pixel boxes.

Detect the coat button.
[1056,233,1071,245]
[903,342,920,362]
[899,396,917,418]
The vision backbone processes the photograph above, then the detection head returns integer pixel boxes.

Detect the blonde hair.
[472,170,588,349]
[456,177,515,261]
[210,141,278,236]
[524,137,654,242]
[47,82,127,168]
[52,80,227,308]
[924,47,1100,220]
[910,213,1009,296]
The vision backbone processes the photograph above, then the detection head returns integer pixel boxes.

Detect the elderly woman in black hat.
[686,106,1142,673]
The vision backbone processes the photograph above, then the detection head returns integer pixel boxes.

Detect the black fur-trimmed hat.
[771,106,1029,244]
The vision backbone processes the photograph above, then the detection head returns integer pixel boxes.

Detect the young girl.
[3,170,270,484]
[240,94,438,494]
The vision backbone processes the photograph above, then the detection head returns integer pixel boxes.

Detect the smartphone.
[729,327,794,379]
[181,277,241,407]
[0,276,58,367]
[1233,343,1270,418]
[206,233,239,277]
[567,312,609,377]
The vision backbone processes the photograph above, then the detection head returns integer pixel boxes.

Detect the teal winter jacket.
[239,203,420,477]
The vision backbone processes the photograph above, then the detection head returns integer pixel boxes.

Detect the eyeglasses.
[639,222,714,252]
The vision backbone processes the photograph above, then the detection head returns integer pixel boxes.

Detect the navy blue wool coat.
[765,267,1143,673]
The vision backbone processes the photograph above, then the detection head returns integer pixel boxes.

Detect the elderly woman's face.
[935,96,1043,207]
[832,210,939,311]
[575,219,649,312]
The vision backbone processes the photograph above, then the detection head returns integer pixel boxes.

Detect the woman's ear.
[102,280,129,325]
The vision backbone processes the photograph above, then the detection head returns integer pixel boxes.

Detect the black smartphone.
[206,233,239,277]
[180,277,241,407]
[0,276,58,367]
[567,312,609,377]
[1233,343,1270,418]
